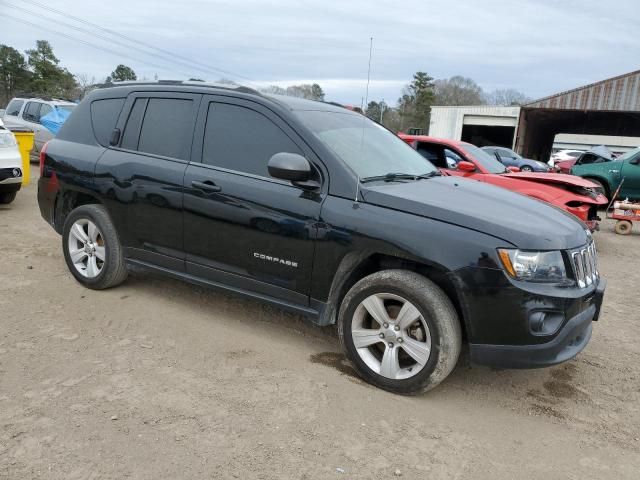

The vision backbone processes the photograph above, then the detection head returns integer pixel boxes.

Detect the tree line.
[0,40,142,105]
[367,72,531,133]
[1,40,529,136]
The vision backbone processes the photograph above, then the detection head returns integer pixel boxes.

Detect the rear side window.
[39,104,53,119]
[5,99,23,116]
[91,98,125,146]
[23,101,42,122]
[202,102,301,176]
[137,98,194,160]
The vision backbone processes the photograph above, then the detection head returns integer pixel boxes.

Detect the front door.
[619,152,640,199]
[183,96,324,305]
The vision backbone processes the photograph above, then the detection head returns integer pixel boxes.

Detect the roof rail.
[101,80,261,96]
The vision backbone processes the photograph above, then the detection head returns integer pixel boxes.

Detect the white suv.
[3,97,76,158]
[0,118,23,204]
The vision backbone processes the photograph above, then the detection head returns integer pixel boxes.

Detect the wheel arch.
[54,188,104,234]
[319,252,470,341]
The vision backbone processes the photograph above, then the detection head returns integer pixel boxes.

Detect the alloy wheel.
[67,219,106,278]
[351,293,432,380]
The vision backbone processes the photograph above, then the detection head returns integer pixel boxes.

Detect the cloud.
[1,0,638,104]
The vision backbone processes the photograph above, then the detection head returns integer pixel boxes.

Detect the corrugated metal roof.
[524,69,640,111]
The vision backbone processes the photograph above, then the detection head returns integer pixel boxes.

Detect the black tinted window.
[417,142,447,168]
[23,102,41,122]
[91,98,125,146]
[202,102,301,176]
[5,99,23,116]
[121,98,147,150]
[137,98,194,160]
[579,154,598,165]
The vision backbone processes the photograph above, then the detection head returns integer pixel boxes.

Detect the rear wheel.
[0,192,17,204]
[62,204,128,289]
[338,270,462,395]
[615,220,632,235]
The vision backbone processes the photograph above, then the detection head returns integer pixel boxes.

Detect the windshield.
[461,143,508,174]
[295,110,437,179]
[56,105,75,114]
[617,147,640,162]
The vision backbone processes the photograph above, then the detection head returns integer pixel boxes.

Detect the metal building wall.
[429,106,520,140]
[525,70,640,111]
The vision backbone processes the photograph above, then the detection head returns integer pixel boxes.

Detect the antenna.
[355,37,374,204]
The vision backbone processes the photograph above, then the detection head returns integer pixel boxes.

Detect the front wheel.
[338,270,462,394]
[520,165,533,172]
[0,192,17,204]
[62,204,128,289]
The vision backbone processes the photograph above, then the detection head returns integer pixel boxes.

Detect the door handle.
[191,180,221,193]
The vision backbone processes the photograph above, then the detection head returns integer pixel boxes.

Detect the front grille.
[571,242,598,288]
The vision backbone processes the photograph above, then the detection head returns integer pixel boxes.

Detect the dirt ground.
[1,177,639,480]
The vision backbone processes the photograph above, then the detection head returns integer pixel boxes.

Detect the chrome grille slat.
[571,241,597,288]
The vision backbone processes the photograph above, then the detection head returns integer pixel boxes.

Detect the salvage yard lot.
[1,178,639,480]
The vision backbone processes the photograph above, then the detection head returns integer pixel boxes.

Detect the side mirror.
[268,152,311,182]
[457,161,476,173]
[630,157,640,165]
[507,166,521,172]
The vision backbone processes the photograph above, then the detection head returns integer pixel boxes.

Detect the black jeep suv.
[38,81,605,394]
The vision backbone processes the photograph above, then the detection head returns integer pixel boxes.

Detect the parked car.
[400,134,608,231]
[554,145,616,174]
[549,149,583,168]
[571,146,640,200]
[2,97,76,159]
[482,146,551,172]
[0,118,23,204]
[38,81,605,394]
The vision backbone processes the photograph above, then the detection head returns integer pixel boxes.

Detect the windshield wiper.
[360,171,441,183]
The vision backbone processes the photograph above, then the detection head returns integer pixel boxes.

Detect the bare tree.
[484,88,531,106]
[259,83,325,101]
[433,76,484,106]
[74,73,97,99]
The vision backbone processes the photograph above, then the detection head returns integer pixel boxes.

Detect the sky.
[1,0,639,106]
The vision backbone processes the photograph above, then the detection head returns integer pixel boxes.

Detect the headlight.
[0,131,18,148]
[498,249,567,283]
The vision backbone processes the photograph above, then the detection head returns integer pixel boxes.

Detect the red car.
[399,135,608,231]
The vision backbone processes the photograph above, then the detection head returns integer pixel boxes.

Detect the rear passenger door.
[183,95,324,305]
[95,92,200,270]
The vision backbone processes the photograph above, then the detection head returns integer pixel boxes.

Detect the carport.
[515,70,640,160]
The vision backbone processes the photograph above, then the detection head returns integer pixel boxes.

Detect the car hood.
[362,176,588,250]
[505,171,600,188]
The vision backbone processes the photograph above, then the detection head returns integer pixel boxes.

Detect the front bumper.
[0,166,22,183]
[469,279,606,369]
[0,167,22,192]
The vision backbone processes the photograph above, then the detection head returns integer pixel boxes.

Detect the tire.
[520,165,533,172]
[615,220,632,235]
[338,270,462,395]
[0,192,17,204]
[62,204,128,289]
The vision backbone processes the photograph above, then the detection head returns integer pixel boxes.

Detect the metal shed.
[429,106,520,147]
[515,70,640,160]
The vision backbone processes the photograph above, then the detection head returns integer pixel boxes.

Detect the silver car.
[2,97,76,158]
